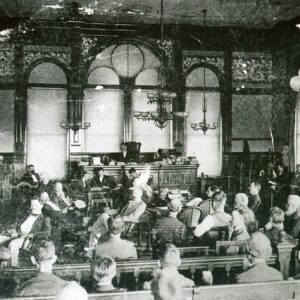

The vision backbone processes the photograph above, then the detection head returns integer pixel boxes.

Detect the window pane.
[83,89,124,152]
[131,90,170,152]
[185,91,221,176]
[27,88,67,179]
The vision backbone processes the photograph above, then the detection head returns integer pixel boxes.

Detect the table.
[79,163,199,194]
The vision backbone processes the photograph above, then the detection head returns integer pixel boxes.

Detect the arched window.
[27,62,67,179]
[185,66,222,176]
[84,42,170,153]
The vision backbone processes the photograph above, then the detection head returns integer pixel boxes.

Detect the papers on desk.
[92,157,102,165]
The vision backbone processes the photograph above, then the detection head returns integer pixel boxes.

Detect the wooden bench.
[0,240,296,289]
[2,280,300,300]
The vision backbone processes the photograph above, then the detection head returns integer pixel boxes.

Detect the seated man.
[249,182,261,213]
[94,215,138,260]
[91,167,112,189]
[120,177,150,223]
[236,232,283,283]
[6,198,51,266]
[144,242,209,290]
[284,195,300,238]
[87,203,111,256]
[37,172,51,195]
[39,191,61,218]
[153,197,186,246]
[234,193,256,227]
[227,209,250,255]
[153,197,186,231]
[230,209,250,241]
[90,255,122,293]
[77,171,92,194]
[52,182,71,210]
[16,240,68,296]
[194,191,232,238]
[117,142,133,163]
[20,164,40,186]
[265,207,292,247]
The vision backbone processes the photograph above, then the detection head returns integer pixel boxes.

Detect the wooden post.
[277,240,296,279]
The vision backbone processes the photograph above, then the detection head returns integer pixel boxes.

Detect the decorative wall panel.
[183,56,225,76]
[23,45,71,71]
[232,52,273,83]
[0,48,15,82]
[232,94,272,139]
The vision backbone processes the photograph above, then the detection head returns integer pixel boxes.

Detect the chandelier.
[133,0,188,130]
[190,9,218,134]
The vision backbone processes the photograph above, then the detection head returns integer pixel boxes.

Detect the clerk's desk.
[79,163,199,194]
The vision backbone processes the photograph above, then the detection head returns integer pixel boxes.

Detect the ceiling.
[0,0,300,28]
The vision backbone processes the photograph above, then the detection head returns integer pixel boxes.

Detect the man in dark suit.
[117,143,133,163]
[77,172,91,193]
[21,165,40,186]
[91,168,113,189]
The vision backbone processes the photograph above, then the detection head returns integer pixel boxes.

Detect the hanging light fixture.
[133,0,188,129]
[190,9,218,135]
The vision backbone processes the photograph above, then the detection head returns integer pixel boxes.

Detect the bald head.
[286,195,300,216]
[235,193,249,208]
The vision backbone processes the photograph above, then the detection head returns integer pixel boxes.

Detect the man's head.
[40,192,50,205]
[249,182,261,196]
[158,242,181,269]
[212,191,227,211]
[107,215,124,235]
[246,232,272,264]
[120,143,127,152]
[235,193,249,209]
[92,255,116,285]
[31,239,57,271]
[206,186,220,198]
[31,198,43,215]
[27,164,35,173]
[129,167,137,178]
[82,171,89,181]
[167,197,182,214]
[285,195,300,216]
[55,282,88,300]
[40,172,50,185]
[54,182,63,194]
[96,167,104,177]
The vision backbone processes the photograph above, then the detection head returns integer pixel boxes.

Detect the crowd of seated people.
[3,158,300,299]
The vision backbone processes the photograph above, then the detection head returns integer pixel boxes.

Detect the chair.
[200,226,230,248]
[178,207,202,227]
[87,191,112,215]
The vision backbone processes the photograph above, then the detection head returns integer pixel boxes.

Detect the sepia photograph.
[1,0,300,299]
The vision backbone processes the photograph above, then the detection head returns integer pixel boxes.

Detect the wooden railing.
[2,280,300,300]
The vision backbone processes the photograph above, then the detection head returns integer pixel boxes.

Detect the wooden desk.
[80,164,199,194]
